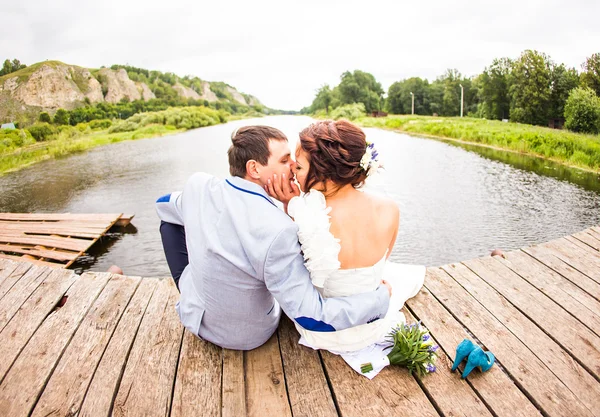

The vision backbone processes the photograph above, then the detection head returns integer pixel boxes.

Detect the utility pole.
[410,92,414,115]
[459,84,464,117]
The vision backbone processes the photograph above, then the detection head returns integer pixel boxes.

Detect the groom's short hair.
[228,126,288,177]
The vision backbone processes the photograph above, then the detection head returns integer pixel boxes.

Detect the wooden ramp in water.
[0,226,599,416]
[0,213,134,268]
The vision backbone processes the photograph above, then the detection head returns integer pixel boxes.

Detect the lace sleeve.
[288,190,341,288]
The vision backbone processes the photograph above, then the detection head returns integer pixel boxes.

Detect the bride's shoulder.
[363,192,399,214]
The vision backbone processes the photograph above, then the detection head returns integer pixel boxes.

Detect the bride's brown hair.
[298,119,368,192]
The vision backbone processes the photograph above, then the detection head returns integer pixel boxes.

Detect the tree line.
[0,59,26,76]
[304,51,600,134]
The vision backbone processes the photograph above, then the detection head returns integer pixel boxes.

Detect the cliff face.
[0,60,262,123]
[0,63,104,110]
[98,68,157,103]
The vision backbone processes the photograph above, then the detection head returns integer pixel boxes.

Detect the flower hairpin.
[360,141,384,177]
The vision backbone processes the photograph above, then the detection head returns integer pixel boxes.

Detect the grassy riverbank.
[0,106,261,175]
[357,115,600,173]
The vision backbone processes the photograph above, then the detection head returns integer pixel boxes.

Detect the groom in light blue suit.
[156,126,391,350]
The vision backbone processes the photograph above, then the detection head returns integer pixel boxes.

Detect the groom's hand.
[266,173,300,211]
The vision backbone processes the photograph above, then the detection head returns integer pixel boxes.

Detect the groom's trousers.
[159,221,188,290]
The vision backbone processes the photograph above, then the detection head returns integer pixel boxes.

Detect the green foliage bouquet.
[361,322,438,377]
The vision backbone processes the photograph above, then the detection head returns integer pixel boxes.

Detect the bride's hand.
[266,173,300,209]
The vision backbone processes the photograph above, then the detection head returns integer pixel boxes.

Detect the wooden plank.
[0,260,32,301]
[0,220,116,229]
[0,213,123,221]
[171,331,222,417]
[115,214,135,227]
[31,274,140,417]
[498,250,600,325]
[406,279,541,417]
[245,333,292,417]
[0,234,90,252]
[566,234,600,256]
[402,309,494,417]
[320,349,439,417]
[0,253,63,268]
[112,278,184,417]
[0,267,77,381]
[0,265,51,332]
[63,213,122,269]
[79,278,158,417]
[0,271,111,416]
[464,256,600,380]
[438,264,596,417]
[222,349,246,417]
[0,228,102,239]
[0,259,22,287]
[542,238,600,284]
[0,222,109,234]
[523,245,600,301]
[0,244,78,262]
[571,231,600,251]
[277,316,338,417]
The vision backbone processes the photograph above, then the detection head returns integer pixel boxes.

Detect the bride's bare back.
[326,186,399,269]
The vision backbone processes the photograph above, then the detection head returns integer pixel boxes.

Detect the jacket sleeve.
[155,191,184,225]
[263,224,390,332]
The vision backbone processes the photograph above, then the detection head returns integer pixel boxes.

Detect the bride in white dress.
[268,119,425,363]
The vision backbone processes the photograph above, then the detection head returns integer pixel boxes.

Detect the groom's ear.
[246,160,261,180]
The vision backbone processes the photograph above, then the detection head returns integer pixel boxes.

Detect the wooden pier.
[0,226,599,416]
[0,213,134,268]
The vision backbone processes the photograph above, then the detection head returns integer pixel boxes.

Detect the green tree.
[509,50,552,125]
[564,87,600,134]
[581,53,600,97]
[337,70,384,113]
[479,58,512,120]
[548,64,579,119]
[0,58,26,76]
[53,109,70,125]
[312,85,333,114]
[38,112,52,123]
[386,77,430,115]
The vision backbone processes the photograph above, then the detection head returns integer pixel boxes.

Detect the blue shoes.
[451,338,495,378]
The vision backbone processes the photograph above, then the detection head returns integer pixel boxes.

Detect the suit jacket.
[156,173,390,350]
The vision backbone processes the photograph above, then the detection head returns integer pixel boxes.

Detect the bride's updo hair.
[299,119,368,192]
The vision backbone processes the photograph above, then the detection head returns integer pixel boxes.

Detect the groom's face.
[257,139,294,186]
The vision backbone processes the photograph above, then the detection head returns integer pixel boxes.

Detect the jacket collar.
[226,176,277,207]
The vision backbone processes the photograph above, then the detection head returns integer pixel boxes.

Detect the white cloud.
[1,0,599,110]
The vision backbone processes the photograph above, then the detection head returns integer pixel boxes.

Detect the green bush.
[330,103,367,121]
[27,123,58,141]
[108,121,140,133]
[0,129,34,150]
[38,112,52,123]
[564,87,600,134]
[89,119,112,130]
[53,108,70,125]
[57,125,79,139]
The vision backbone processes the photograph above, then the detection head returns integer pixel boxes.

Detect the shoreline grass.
[0,124,183,175]
[356,115,600,174]
[0,106,264,176]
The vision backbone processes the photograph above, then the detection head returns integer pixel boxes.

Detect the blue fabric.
[295,317,336,332]
[225,179,276,207]
[156,194,171,203]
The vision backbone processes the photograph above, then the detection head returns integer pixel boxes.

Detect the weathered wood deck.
[0,226,599,416]
[0,213,134,268]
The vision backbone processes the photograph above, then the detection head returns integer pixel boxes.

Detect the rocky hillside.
[0,60,262,123]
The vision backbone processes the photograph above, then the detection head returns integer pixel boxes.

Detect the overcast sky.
[2,0,599,110]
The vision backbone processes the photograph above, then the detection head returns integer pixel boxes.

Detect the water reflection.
[0,116,598,275]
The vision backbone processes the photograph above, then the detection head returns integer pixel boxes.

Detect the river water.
[1,115,599,276]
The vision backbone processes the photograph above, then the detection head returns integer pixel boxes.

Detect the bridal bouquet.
[361,322,438,376]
